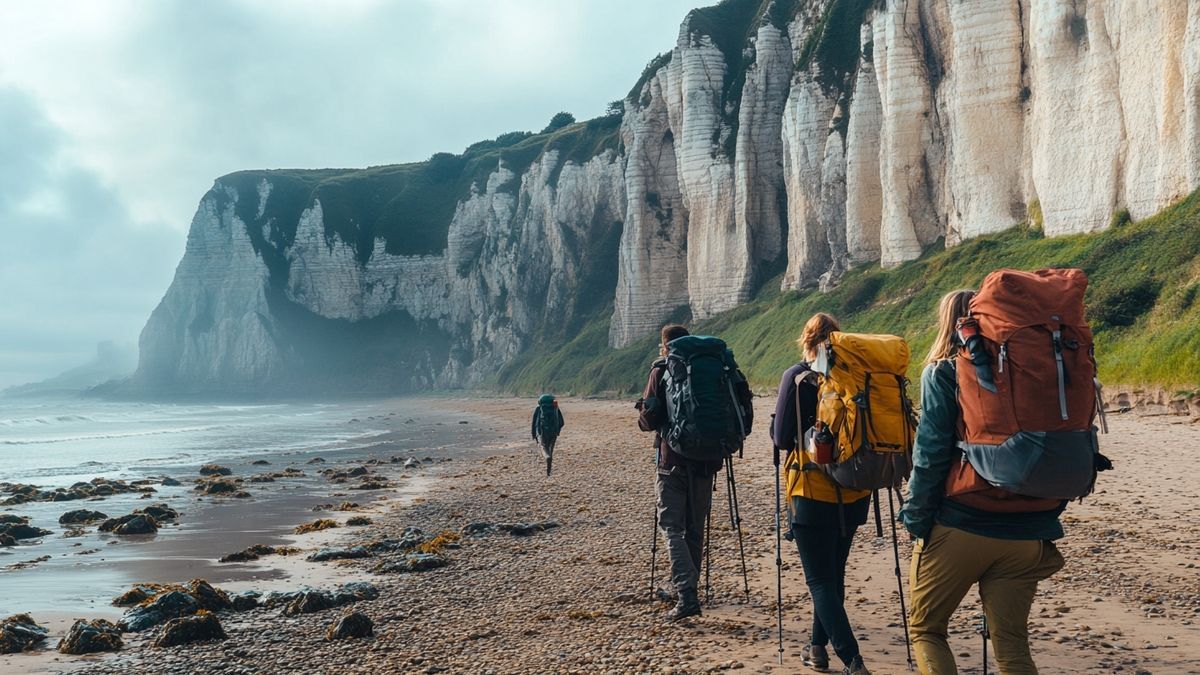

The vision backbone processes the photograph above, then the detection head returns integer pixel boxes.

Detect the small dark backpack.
[536,394,560,441]
[662,336,751,462]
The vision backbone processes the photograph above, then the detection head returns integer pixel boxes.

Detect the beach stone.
[119,591,200,632]
[199,464,232,476]
[59,509,108,525]
[373,553,448,574]
[135,503,179,522]
[58,618,123,654]
[186,579,232,611]
[347,466,369,477]
[307,546,371,562]
[307,457,326,464]
[161,477,182,487]
[326,611,374,640]
[0,514,27,525]
[0,533,14,547]
[200,480,239,495]
[461,522,496,536]
[403,458,420,469]
[113,585,159,606]
[102,514,158,535]
[498,521,560,537]
[251,460,270,465]
[153,611,227,648]
[219,544,276,563]
[0,614,48,654]
[229,591,260,612]
[0,523,52,540]
[249,474,276,483]
[345,516,372,526]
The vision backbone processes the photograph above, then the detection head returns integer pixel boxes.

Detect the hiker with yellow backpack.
[902,272,1113,674]
[771,313,916,675]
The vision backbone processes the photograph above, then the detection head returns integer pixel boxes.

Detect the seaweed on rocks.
[270,582,380,615]
[153,611,227,648]
[98,513,158,535]
[118,591,200,632]
[58,619,123,654]
[0,614,48,653]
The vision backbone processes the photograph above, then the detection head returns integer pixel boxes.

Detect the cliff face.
[135,0,1200,392]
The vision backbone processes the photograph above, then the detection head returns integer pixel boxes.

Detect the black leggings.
[791,522,861,666]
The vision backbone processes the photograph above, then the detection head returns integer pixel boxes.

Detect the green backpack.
[537,394,561,440]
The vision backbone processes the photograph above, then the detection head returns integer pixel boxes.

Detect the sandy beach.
[2,395,1198,674]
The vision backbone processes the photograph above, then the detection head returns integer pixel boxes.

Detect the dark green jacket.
[901,360,1065,542]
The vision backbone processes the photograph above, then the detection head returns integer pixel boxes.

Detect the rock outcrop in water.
[131,0,1200,392]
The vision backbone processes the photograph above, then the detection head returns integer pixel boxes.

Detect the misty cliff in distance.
[132,0,1200,395]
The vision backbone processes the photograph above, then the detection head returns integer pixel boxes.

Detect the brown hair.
[661,324,689,346]
[798,313,841,361]
[926,289,976,364]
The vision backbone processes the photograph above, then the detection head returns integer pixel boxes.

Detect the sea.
[0,395,499,616]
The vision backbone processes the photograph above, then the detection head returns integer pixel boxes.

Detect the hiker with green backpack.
[531,394,565,476]
[771,313,915,675]
[636,324,753,621]
[902,273,1112,675]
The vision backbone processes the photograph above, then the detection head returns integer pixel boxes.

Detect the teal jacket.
[901,360,1065,542]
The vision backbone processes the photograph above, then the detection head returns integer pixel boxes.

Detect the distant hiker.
[770,313,873,675]
[637,324,753,621]
[531,394,564,476]
[902,275,1109,674]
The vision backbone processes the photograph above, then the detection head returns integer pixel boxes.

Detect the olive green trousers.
[908,524,1064,674]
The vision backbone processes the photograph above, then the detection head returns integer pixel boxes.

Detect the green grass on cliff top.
[497,191,1200,397]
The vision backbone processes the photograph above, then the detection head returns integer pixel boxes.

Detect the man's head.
[660,324,689,356]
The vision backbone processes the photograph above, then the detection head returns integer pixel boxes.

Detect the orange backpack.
[945,268,1102,512]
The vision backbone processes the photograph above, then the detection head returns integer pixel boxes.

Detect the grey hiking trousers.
[656,464,714,594]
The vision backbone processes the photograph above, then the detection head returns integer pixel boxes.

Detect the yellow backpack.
[809,332,915,491]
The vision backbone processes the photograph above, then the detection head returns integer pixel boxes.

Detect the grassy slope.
[498,191,1200,397]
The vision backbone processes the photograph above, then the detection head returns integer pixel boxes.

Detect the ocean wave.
[0,425,234,446]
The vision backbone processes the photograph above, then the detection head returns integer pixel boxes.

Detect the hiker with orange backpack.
[771,313,882,675]
[902,273,1111,674]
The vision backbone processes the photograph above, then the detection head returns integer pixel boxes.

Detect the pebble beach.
[1,396,1198,674]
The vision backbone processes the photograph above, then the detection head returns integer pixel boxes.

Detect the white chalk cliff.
[135,0,1200,391]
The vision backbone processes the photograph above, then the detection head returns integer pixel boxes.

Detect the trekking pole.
[773,445,785,665]
[704,476,714,604]
[887,487,914,671]
[725,453,750,600]
[650,504,659,601]
[982,615,990,675]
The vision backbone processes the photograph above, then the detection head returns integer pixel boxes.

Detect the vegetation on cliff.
[499,190,1200,396]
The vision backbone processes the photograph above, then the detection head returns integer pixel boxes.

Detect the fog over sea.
[0,396,495,616]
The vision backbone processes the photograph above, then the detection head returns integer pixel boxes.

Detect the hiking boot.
[665,588,701,621]
[841,656,870,675]
[802,644,830,671]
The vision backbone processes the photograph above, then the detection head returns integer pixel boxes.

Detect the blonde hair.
[798,313,841,361]
[926,289,976,364]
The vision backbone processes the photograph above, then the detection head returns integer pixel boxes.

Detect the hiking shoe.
[653,587,677,604]
[665,589,701,621]
[841,656,870,675]
[802,644,830,671]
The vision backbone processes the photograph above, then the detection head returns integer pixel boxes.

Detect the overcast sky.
[0,0,703,389]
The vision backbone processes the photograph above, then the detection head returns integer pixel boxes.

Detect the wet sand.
[4,396,1198,674]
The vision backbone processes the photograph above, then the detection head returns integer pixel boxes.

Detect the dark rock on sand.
[351,480,388,490]
[346,516,372,526]
[186,579,233,611]
[58,619,123,654]
[197,479,239,495]
[59,509,108,525]
[153,611,227,648]
[229,591,260,612]
[0,614,48,654]
[307,457,326,464]
[113,585,159,606]
[276,582,380,616]
[160,477,182,487]
[0,533,15,547]
[199,464,232,476]
[347,466,369,477]
[499,521,560,536]
[295,519,338,534]
[373,553,448,574]
[119,591,200,632]
[135,503,179,522]
[219,544,276,563]
[249,474,275,483]
[0,522,53,540]
[99,514,159,535]
[251,459,270,465]
[307,546,371,562]
[0,514,27,525]
[327,611,374,640]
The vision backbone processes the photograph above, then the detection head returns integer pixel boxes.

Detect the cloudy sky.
[0,0,703,389]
